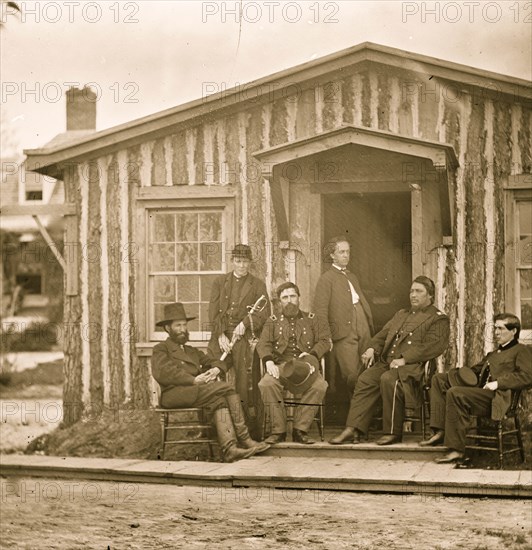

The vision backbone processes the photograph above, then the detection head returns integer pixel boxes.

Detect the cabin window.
[147,206,229,340]
[505,178,532,341]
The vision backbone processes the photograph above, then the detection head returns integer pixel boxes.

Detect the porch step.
[263,437,447,461]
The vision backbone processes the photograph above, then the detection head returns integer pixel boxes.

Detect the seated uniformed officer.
[257,282,331,445]
[329,276,450,446]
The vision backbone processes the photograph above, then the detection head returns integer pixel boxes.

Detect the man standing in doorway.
[208,244,269,426]
[314,236,374,393]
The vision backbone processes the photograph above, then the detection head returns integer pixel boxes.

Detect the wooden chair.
[465,389,526,469]
[404,359,437,439]
[153,383,217,460]
[261,358,326,441]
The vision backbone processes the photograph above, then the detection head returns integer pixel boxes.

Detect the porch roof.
[253,125,458,242]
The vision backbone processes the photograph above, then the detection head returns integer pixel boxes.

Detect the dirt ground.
[0,478,530,549]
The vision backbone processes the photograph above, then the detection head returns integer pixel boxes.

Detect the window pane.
[519,236,532,266]
[518,202,532,266]
[176,213,198,242]
[176,243,198,271]
[154,276,176,301]
[200,242,222,271]
[150,243,175,271]
[177,275,199,302]
[520,269,532,330]
[153,303,169,332]
[518,202,532,236]
[151,213,175,242]
[185,304,200,331]
[201,274,218,301]
[200,303,211,333]
[199,212,222,241]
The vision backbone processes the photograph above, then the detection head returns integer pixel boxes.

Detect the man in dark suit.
[151,302,269,462]
[207,244,269,418]
[257,282,331,444]
[314,236,374,392]
[329,276,450,446]
[421,313,532,464]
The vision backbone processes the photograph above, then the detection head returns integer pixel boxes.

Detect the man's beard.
[282,303,299,318]
[170,330,189,344]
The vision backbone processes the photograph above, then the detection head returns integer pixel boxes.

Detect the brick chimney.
[66,86,97,131]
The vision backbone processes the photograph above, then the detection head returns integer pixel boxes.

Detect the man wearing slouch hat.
[151,302,269,462]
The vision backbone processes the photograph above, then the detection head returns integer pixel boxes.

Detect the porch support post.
[410,183,423,276]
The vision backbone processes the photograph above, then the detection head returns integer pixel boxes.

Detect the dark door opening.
[322,192,412,426]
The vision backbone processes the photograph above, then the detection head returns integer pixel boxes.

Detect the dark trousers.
[209,334,257,414]
[430,373,494,453]
[345,362,388,433]
[161,381,237,419]
[330,303,371,392]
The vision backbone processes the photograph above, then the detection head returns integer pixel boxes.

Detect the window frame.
[504,174,532,343]
[136,186,235,345]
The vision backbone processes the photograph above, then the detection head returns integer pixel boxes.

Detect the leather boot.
[225,394,270,454]
[213,408,256,462]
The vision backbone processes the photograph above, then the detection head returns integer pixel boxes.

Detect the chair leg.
[497,422,504,470]
[159,412,168,460]
[514,415,525,463]
[318,405,324,442]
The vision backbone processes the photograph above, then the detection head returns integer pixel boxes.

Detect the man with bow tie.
[314,237,374,394]
[421,313,532,464]
[329,276,450,446]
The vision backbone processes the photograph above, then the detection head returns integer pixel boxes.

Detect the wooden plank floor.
[1,454,529,498]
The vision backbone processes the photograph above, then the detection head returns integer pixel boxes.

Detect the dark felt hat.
[280,357,319,394]
[155,302,196,327]
[448,367,478,387]
[231,244,253,260]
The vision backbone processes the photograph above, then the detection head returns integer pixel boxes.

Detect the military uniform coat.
[256,310,332,364]
[471,343,532,420]
[208,272,269,340]
[370,304,450,386]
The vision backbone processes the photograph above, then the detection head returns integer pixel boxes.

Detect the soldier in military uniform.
[421,313,532,464]
[330,276,450,446]
[207,244,269,422]
[257,282,331,444]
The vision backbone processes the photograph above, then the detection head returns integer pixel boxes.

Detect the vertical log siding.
[63,62,531,415]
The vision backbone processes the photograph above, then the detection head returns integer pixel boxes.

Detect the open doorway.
[322,192,412,425]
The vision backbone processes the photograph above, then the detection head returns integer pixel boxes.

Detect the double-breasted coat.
[256,310,332,364]
[370,304,450,386]
[208,272,269,342]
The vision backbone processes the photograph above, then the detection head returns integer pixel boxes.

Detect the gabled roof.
[24,42,532,177]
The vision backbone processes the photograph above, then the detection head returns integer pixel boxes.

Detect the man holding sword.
[207,244,270,425]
